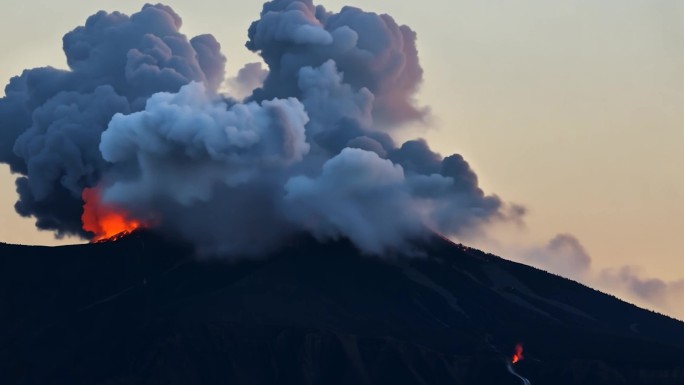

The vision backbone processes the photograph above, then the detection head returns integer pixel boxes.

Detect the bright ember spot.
[512,343,524,364]
[81,187,142,242]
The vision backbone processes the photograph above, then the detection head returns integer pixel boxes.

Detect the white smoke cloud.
[100,82,310,206]
[284,148,424,254]
[97,75,516,256]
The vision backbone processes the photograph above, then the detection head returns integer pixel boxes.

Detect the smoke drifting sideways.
[524,234,592,278]
[0,1,523,256]
[513,234,684,320]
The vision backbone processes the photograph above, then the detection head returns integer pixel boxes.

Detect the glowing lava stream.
[81,187,142,242]
[506,344,531,385]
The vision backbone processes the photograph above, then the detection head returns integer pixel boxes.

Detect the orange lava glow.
[511,343,524,364]
[81,187,142,242]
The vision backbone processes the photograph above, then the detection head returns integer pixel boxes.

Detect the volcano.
[1,231,683,385]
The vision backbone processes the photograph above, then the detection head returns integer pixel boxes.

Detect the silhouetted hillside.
[1,231,683,385]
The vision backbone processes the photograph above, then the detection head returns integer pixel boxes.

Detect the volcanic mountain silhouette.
[1,230,683,385]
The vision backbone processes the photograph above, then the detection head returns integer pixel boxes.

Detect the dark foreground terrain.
[1,231,683,385]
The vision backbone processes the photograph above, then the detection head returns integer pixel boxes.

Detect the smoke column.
[0,1,523,256]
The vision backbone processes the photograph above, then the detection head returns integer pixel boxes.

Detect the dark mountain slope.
[0,231,683,385]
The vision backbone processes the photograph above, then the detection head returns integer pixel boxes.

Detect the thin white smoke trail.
[506,362,531,385]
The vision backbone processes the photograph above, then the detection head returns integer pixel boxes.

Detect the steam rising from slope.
[0,1,522,255]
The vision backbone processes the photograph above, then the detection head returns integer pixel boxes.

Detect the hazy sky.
[1,1,682,314]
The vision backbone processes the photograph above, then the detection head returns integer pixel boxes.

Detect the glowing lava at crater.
[511,343,524,364]
[81,187,143,242]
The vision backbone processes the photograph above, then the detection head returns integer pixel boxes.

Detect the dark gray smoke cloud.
[246,0,427,126]
[0,4,226,236]
[1,1,522,256]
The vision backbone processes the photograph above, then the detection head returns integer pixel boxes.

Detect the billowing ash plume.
[246,0,427,126]
[1,1,522,256]
[0,4,225,237]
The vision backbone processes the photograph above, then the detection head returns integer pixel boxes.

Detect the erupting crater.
[512,343,524,364]
[81,187,143,242]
